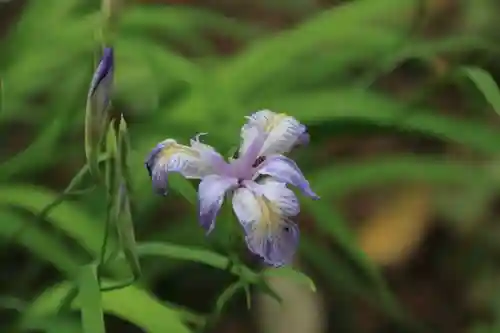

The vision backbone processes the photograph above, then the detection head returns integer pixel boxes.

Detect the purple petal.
[150,164,168,196]
[89,48,113,96]
[88,47,114,113]
[244,218,300,267]
[144,141,167,194]
[257,155,319,199]
[294,128,310,147]
[240,110,307,156]
[145,142,163,177]
[145,137,228,195]
[253,178,300,217]
[231,126,265,179]
[190,133,231,176]
[198,175,238,233]
[232,186,299,267]
[145,139,199,195]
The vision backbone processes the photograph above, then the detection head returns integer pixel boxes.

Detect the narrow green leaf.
[24,315,83,333]
[121,5,257,44]
[105,121,119,195]
[0,78,3,114]
[78,265,105,333]
[310,155,490,197]
[167,173,197,205]
[462,66,500,116]
[134,242,256,280]
[84,101,104,181]
[226,146,239,160]
[132,242,284,303]
[215,0,416,100]
[250,89,500,154]
[117,115,132,188]
[100,116,141,290]
[32,157,108,236]
[114,183,141,280]
[216,280,245,311]
[23,281,190,333]
[0,296,27,312]
[262,267,316,292]
[0,70,88,179]
[0,185,118,265]
[0,210,79,276]
[243,285,251,309]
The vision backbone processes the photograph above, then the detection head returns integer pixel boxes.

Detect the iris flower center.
[235,156,266,187]
[252,156,266,168]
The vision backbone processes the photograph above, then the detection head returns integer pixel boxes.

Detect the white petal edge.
[239,110,306,157]
[232,185,299,267]
[250,178,300,217]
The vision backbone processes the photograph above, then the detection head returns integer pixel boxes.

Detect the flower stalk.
[101,0,122,45]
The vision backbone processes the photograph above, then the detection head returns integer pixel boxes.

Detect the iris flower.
[145,110,319,267]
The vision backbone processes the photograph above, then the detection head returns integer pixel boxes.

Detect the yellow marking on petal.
[160,143,199,161]
[255,195,282,233]
[264,113,288,132]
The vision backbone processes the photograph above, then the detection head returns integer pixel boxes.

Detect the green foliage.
[462,66,500,116]
[2,0,500,332]
[78,265,105,333]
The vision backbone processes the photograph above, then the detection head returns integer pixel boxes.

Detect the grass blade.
[461,66,500,116]
[78,265,105,333]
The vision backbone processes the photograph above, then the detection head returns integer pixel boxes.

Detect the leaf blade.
[78,265,106,333]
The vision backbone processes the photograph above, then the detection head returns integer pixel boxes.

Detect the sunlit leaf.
[112,183,141,283]
[262,267,316,292]
[0,185,116,262]
[167,173,197,206]
[252,89,500,154]
[310,155,490,197]
[462,66,500,116]
[23,281,190,333]
[0,210,80,275]
[24,315,83,333]
[0,70,88,178]
[78,265,106,333]
[121,6,258,53]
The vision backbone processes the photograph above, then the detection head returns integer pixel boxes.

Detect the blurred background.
[2,0,500,332]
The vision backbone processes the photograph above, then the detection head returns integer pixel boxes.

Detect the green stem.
[101,0,122,45]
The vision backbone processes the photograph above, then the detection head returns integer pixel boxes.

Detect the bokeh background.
[2,0,500,332]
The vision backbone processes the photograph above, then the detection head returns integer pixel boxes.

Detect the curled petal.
[145,137,225,195]
[257,155,319,199]
[198,175,238,233]
[239,110,307,157]
[232,186,299,267]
